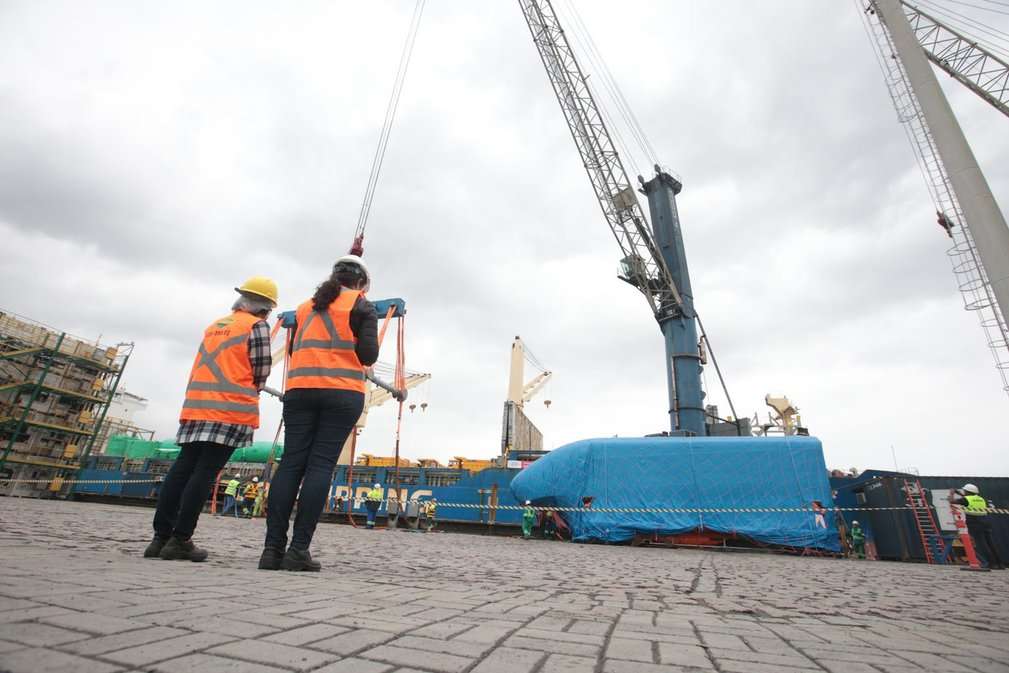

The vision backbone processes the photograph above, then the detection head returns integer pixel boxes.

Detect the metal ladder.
[903,479,946,564]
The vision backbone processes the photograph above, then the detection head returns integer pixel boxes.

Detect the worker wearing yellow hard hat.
[235,276,279,305]
[144,275,278,563]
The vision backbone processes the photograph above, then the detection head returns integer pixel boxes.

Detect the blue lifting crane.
[518,0,738,436]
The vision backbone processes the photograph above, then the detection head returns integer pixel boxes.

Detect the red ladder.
[903,479,946,564]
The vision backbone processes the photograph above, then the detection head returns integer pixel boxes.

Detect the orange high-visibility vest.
[287,290,366,393]
[179,311,261,428]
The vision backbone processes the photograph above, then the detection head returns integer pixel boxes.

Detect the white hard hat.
[333,255,371,292]
[852,520,859,525]
[963,483,979,494]
[525,500,531,505]
[252,477,259,483]
[374,483,381,489]
[234,474,241,478]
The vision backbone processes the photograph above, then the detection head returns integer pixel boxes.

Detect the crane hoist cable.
[350,0,426,257]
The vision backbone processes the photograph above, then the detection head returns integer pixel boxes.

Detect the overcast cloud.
[1,1,1006,476]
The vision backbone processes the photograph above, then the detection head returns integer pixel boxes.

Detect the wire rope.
[557,0,659,169]
[933,0,1009,17]
[916,0,1009,57]
[354,0,426,244]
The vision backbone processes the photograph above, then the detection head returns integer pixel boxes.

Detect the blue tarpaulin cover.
[510,436,840,551]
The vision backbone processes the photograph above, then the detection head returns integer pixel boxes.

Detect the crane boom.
[901,2,1009,119]
[517,0,683,320]
[519,0,714,435]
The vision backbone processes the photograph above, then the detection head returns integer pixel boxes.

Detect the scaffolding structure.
[0,310,133,496]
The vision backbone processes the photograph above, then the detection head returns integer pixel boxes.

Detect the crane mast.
[865,0,1009,395]
[518,0,707,435]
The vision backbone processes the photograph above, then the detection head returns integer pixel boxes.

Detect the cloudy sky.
[2,1,1006,476]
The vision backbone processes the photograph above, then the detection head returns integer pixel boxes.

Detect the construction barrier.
[0,479,1005,515]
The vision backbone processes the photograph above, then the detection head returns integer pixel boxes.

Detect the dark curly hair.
[311,274,342,311]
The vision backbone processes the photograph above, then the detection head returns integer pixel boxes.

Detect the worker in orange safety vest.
[261,256,379,572]
[145,276,278,562]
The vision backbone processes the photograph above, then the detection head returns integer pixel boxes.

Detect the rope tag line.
[1,478,1005,515]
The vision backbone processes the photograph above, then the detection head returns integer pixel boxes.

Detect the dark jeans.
[153,441,234,540]
[265,388,364,551]
[967,516,1005,569]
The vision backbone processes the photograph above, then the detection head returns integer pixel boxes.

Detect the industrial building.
[0,310,132,497]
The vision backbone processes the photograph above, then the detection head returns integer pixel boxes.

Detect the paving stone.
[388,634,492,658]
[171,615,279,637]
[59,626,189,656]
[361,644,473,673]
[603,660,691,673]
[453,623,516,644]
[0,622,91,647]
[505,635,600,657]
[313,628,394,655]
[541,653,598,672]
[0,646,124,673]
[658,642,715,669]
[148,653,290,673]
[208,638,338,671]
[717,660,821,673]
[262,623,350,646]
[101,630,238,666]
[469,646,545,673]
[40,612,146,635]
[0,638,27,653]
[709,647,815,668]
[313,658,393,673]
[0,606,76,624]
[819,661,886,673]
[606,636,654,662]
[698,631,749,650]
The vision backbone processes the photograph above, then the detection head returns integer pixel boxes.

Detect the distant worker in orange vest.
[260,256,379,571]
[145,276,278,562]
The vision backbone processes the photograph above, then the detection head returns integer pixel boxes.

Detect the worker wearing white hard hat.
[261,257,380,571]
[950,483,1005,569]
[849,520,865,560]
[146,275,279,562]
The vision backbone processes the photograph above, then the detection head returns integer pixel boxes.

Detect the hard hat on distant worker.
[525,500,531,505]
[962,483,980,494]
[235,276,279,305]
[852,520,859,525]
[374,483,381,489]
[252,477,259,483]
[234,474,241,478]
[333,255,371,293]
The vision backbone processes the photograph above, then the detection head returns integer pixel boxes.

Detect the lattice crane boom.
[517,0,685,322]
[901,1,1009,119]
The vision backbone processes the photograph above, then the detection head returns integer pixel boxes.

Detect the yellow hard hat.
[235,276,278,305]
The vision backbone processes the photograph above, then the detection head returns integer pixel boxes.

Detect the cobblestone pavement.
[1,498,1008,673]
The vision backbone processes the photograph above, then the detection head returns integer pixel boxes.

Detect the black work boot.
[159,536,209,562]
[144,536,168,558]
[258,547,285,570]
[282,547,321,572]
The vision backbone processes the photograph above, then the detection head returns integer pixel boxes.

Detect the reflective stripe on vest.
[180,311,261,428]
[287,292,366,392]
[964,494,987,516]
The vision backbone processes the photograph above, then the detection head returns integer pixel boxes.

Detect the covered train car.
[510,435,840,551]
